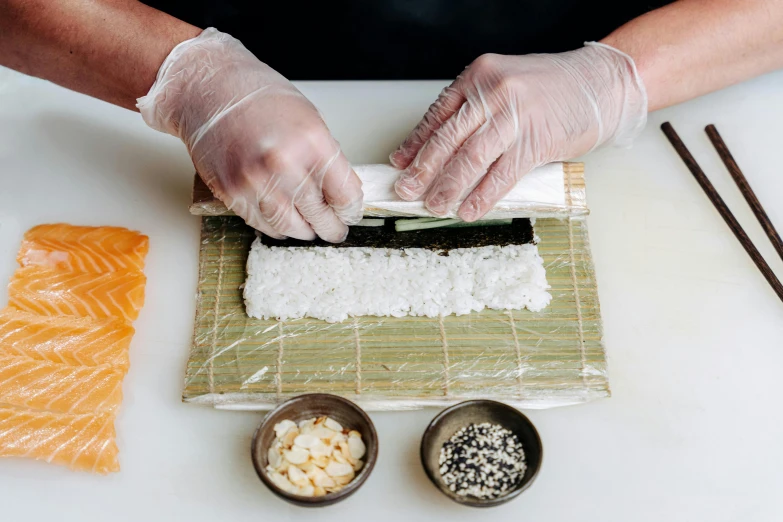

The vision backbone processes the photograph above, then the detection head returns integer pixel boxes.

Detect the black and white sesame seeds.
[438,422,526,500]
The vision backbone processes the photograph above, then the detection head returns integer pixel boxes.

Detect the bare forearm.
[0,0,201,110]
[602,0,783,112]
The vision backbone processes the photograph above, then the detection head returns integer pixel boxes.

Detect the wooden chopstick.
[704,124,783,263]
[660,122,783,303]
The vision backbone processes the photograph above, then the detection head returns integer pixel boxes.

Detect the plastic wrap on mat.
[183,164,609,410]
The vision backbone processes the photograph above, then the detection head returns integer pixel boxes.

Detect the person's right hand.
[390,43,647,222]
[137,28,362,242]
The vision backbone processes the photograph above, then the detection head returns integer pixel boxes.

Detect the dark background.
[145,0,672,80]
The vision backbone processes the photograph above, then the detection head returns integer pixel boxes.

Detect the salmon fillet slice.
[0,407,119,474]
[0,355,124,414]
[18,224,149,274]
[1,223,149,474]
[0,308,132,370]
[8,266,146,322]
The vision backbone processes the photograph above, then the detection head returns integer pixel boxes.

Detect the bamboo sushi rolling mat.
[183,163,610,410]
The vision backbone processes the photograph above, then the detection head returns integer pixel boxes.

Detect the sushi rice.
[244,239,551,323]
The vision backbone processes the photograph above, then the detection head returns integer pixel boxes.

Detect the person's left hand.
[137,29,363,243]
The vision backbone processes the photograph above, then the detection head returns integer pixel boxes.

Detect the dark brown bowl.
[420,400,543,507]
[251,394,378,507]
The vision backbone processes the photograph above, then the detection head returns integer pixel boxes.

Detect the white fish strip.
[357,163,566,219]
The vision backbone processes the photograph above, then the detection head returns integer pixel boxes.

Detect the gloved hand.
[137,28,362,242]
[390,43,647,221]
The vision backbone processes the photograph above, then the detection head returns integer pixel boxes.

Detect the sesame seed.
[438,422,526,500]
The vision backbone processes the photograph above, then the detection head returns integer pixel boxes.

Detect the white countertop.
[1,66,782,521]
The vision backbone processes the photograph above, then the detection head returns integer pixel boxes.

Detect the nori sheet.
[260,218,534,251]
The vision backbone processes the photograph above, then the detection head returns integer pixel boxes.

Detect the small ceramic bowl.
[420,400,543,507]
[251,394,378,507]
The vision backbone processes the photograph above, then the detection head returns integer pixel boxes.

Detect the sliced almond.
[269,472,297,494]
[297,484,315,497]
[338,442,356,465]
[348,435,366,460]
[298,418,316,433]
[333,451,348,465]
[325,461,353,477]
[324,418,343,432]
[312,455,329,468]
[287,465,310,487]
[330,432,346,447]
[293,433,319,449]
[282,428,299,448]
[275,458,291,473]
[273,420,297,439]
[307,467,336,488]
[267,415,363,496]
[333,471,355,486]
[309,440,331,459]
[297,460,316,472]
[311,426,337,441]
[267,447,282,469]
[284,446,309,465]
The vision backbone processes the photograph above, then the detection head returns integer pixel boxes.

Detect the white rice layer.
[244,239,551,323]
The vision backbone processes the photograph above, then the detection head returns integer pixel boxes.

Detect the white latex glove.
[137,28,362,242]
[390,43,647,221]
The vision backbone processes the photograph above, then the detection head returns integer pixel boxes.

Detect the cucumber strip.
[394,217,444,225]
[354,218,386,227]
[395,217,514,232]
[395,218,462,232]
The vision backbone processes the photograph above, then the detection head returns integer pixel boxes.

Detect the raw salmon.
[0,407,119,474]
[8,266,146,322]
[0,354,124,414]
[1,223,149,474]
[18,224,149,274]
[0,308,132,370]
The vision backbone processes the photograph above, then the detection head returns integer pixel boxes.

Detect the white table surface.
[1,65,782,521]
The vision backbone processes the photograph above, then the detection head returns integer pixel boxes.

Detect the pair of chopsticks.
[661,122,783,303]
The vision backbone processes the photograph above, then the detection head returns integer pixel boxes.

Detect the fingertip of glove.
[389,149,409,169]
[394,177,422,201]
[333,229,351,244]
[340,214,363,227]
[424,197,450,217]
[457,201,481,222]
[257,230,286,240]
[318,224,350,244]
[287,228,318,241]
[333,200,364,226]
